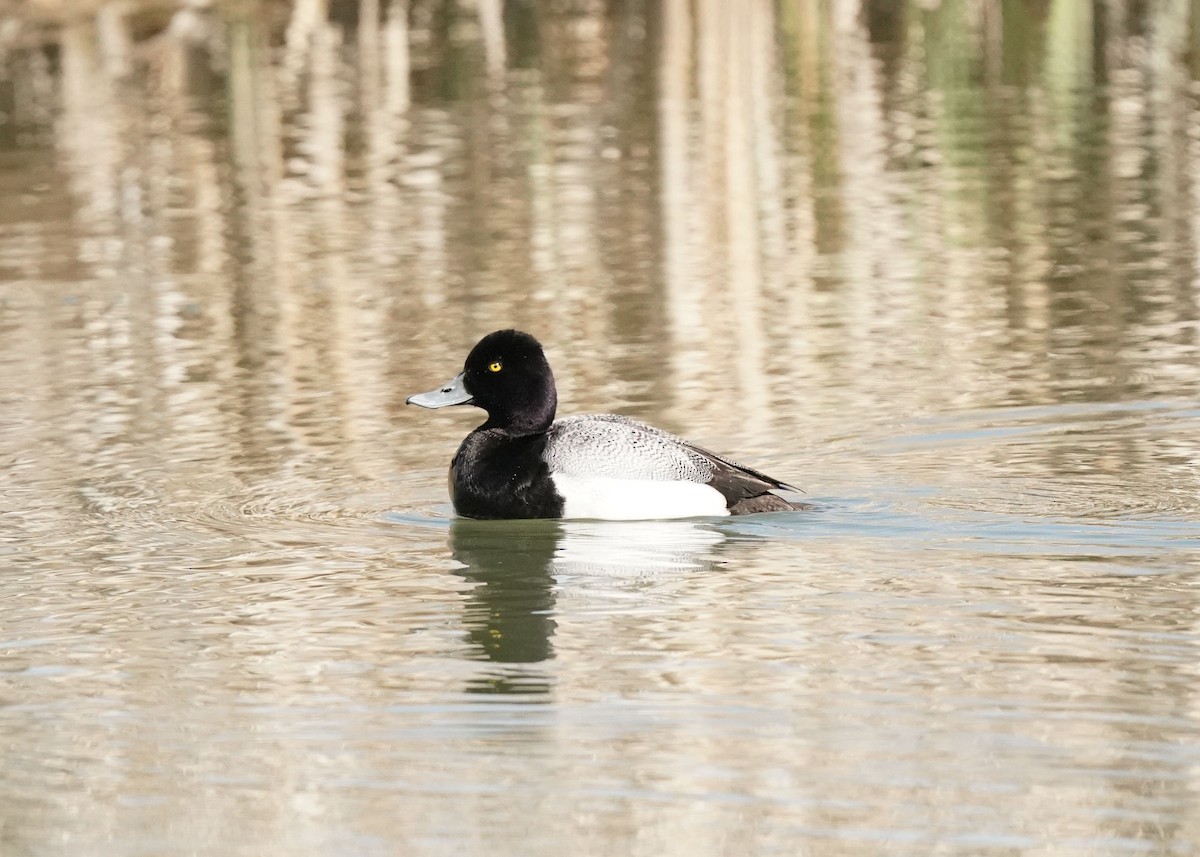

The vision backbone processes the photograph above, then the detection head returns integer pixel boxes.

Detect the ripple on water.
[797,400,1198,558]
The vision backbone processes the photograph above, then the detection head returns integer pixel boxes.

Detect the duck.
[406,330,803,520]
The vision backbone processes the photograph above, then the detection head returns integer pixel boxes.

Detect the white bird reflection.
[551,520,726,577]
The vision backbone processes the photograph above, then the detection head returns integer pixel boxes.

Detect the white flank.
[551,473,730,520]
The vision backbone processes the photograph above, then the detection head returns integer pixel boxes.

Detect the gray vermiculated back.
[544,414,715,482]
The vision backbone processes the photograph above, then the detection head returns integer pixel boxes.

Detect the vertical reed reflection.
[0,0,1198,496]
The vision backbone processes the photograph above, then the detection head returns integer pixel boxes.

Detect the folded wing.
[545,415,800,513]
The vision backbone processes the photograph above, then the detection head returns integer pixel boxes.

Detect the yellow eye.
[488,361,503,373]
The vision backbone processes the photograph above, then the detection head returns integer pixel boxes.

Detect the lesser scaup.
[407,330,803,520]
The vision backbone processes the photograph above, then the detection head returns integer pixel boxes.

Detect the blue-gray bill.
[406,372,473,408]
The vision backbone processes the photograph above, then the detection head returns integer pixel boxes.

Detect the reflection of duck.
[409,330,804,520]
[450,519,560,677]
[448,518,727,693]
[552,520,726,577]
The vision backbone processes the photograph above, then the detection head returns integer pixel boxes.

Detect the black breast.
[450,430,564,520]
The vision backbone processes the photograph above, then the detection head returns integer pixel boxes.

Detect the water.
[2,1,1200,854]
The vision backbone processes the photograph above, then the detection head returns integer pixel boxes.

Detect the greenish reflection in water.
[451,519,559,691]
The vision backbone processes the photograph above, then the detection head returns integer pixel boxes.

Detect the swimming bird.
[407,330,803,520]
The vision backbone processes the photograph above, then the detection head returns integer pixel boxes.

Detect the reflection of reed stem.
[385,0,410,115]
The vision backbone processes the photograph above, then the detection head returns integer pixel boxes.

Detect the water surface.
[2,1,1200,854]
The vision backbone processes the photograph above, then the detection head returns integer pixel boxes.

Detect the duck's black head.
[462,330,557,434]
[407,330,559,435]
